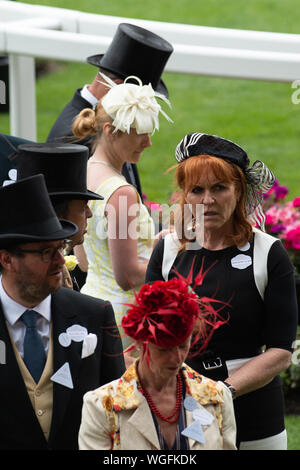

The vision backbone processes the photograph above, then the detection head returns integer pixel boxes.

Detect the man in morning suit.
[16,142,103,290]
[0,174,125,449]
[46,22,174,199]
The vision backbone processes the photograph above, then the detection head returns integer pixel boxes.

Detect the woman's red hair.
[174,155,253,248]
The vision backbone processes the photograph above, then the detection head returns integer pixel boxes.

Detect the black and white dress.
[145,229,298,449]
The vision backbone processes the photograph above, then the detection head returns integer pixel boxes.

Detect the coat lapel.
[122,396,160,450]
[182,364,224,450]
[48,290,83,442]
[109,363,160,450]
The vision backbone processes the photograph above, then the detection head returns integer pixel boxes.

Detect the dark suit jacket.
[47,89,143,198]
[0,287,125,450]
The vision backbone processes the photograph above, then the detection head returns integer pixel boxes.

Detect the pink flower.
[265,213,274,225]
[292,197,300,208]
[270,223,286,234]
[277,204,298,225]
[169,192,181,204]
[263,180,300,265]
[284,226,300,250]
[144,201,162,211]
[266,204,281,224]
[267,179,289,201]
[274,185,289,200]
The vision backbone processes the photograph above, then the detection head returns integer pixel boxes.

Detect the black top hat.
[0,133,33,186]
[17,142,103,200]
[87,23,173,98]
[0,174,78,248]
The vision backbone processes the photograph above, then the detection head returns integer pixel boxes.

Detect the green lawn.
[1,0,300,450]
[286,415,300,450]
[1,0,300,202]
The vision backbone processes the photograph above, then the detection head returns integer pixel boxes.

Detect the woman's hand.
[224,347,292,398]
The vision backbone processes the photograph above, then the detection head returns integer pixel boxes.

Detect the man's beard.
[16,271,62,305]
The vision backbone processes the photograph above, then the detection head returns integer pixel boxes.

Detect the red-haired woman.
[79,278,236,450]
[146,133,298,450]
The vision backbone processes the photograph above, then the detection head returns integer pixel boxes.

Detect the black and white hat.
[175,133,250,170]
[175,132,275,228]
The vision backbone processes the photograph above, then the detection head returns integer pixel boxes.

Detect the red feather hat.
[122,266,228,363]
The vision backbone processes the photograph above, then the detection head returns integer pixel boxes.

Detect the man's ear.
[0,250,16,272]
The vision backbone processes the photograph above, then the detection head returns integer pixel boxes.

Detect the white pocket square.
[81,333,97,359]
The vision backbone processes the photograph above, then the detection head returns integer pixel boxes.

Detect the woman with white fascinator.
[72,74,172,354]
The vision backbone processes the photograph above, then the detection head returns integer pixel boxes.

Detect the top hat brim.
[49,189,103,200]
[0,219,78,247]
[87,54,169,98]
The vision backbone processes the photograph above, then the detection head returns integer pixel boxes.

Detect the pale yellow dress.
[81,176,155,348]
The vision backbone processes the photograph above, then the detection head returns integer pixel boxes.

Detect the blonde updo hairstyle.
[72,102,113,140]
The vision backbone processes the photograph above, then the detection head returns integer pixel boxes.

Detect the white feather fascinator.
[99,73,173,134]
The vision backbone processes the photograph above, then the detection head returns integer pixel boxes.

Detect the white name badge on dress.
[237,242,250,252]
[182,396,214,444]
[231,254,252,270]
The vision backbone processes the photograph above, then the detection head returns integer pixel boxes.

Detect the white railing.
[0,0,300,140]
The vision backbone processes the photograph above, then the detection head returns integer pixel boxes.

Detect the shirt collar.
[0,276,51,326]
[80,84,98,108]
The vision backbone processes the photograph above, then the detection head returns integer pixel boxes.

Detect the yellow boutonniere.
[64,255,78,272]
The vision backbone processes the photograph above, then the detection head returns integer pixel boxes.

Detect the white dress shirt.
[0,277,51,357]
[80,84,98,108]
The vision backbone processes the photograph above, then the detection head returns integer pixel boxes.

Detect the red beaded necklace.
[138,373,183,424]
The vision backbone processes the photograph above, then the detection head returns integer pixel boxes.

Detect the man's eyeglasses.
[13,239,71,263]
